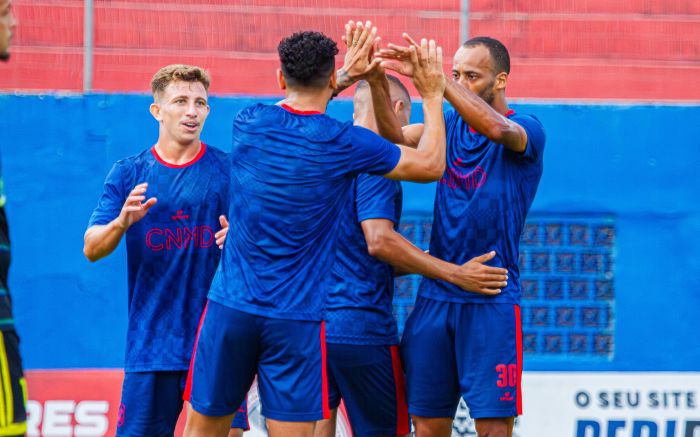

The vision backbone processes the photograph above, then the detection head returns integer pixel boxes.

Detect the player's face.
[452,45,498,104]
[155,80,210,146]
[0,0,17,61]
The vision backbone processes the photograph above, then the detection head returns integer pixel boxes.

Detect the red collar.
[280,103,322,115]
[151,143,206,168]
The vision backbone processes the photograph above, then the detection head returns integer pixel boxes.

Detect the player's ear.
[277,69,287,90]
[494,71,508,91]
[149,101,162,122]
[393,100,404,117]
[329,69,337,90]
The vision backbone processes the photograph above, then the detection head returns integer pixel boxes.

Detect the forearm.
[444,80,522,150]
[368,75,405,143]
[83,220,127,262]
[332,68,356,97]
[414,95,446,173]
[371,232,456,283]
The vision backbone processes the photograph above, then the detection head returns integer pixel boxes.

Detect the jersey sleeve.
[511,114,546,164]
[348,126,401,176]
[88,162,126,227]
[355,174,400,224]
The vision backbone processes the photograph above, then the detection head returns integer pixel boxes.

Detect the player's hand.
[408,36,446,99]
[376,34,415,78]
[452,251,508,295]
[216,215,229,250]
[114,183,157,230]
[339,20,382,81]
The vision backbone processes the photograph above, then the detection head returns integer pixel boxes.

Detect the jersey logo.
[499,391,515,402]
[145,225,215,251]
[440,160,487,190]
[171,210,190,220]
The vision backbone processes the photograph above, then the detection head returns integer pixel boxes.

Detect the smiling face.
[451,44,507,105]
[150,80,210,146]
[0,0,17,61]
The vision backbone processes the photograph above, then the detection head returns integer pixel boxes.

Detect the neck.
[154,136,202,165]
[491,94,510,116]
[282,88,330,113]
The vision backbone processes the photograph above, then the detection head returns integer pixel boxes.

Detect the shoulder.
[235,103,276,123]
[349,125,387,144]
[511,112,546,143]
[204,144,229,161]
[511,113,544,132]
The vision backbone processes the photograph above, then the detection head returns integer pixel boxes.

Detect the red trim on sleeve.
[390,345,410,435]
[280,103,322,115]
[151,143,207,169]
[514,304,523,415]
[320,321,331,419]
[183,300,209,402]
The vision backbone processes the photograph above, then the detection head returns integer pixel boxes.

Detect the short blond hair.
[151,64,211,98]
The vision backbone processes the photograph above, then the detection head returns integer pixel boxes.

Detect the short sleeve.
[511,114,546,164]
[355,174,400,224]
[88,163,126,227]
[348,126,401,176]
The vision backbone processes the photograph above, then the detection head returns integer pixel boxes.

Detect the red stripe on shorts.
[514,304,523,415]
[390,345,410,435]
[320,321,330,419]
[183,300,209,402]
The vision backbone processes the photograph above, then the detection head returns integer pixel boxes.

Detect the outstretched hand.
[376,33,419,77]
[451,251,509,295]
[339,20,382,82]
[115,182,157,230]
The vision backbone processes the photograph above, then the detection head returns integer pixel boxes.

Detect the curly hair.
[278,31,338,89]
[151,64,210,98]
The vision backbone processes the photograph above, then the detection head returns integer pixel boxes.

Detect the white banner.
[514,372,700,437]
[207,372,700,437]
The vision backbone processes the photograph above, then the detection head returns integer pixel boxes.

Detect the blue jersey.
[88,145,230,372]
[325,174,402,346]
[208,103,401,321]
[419,109,545,304]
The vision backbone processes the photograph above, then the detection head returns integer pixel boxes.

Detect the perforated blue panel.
[394,213,616,359]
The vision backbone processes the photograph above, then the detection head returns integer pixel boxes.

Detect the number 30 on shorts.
[495,364,518,388]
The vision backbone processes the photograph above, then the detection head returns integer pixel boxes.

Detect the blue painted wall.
[0,94,698,371]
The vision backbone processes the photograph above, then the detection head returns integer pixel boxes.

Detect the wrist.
[112,217,128,232]
[421,93,444,104]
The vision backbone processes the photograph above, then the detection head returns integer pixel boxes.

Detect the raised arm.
[333,20,381,97]
[362,219,508,294]
[83,182,156,262]
[444,80,528,152]
[383,39,446,182]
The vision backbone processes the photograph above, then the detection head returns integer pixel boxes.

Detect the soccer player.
[184,28,448,437]
[83,65,248,437]
[374,35,546,437]
[313,68,509,437]
[0,2,27,436]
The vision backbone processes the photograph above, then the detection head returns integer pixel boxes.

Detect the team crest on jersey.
[171,210,190,220]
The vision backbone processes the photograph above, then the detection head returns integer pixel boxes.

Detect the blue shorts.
[116,371,248,437]
[186,300,329,421]
[326,343,410,436]
[401,296,523,420]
